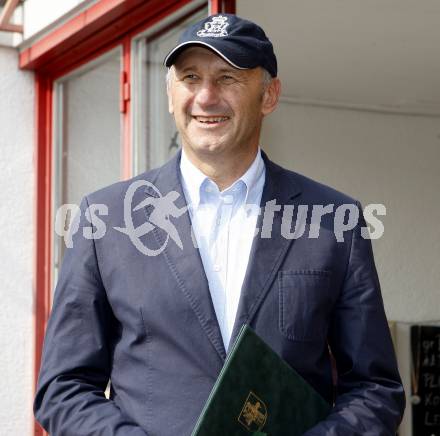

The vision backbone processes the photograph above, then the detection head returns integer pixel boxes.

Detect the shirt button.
[223,195,233,204]
[205,186,213,193]
[213,264,221,272]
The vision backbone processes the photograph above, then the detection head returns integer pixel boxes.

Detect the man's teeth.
[195,116,229,123]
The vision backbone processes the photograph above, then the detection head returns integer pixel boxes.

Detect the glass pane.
[53,49,122,277]
[57,50,122,207]
[133,7,208,174]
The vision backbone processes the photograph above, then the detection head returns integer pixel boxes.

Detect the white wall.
[261,102,440,322]
[0,46,35,435]
[0,30,14,47]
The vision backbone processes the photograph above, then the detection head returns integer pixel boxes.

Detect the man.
[34,13,405,435]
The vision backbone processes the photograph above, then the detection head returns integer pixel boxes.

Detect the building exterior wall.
[261,102,440,323]
[0,46,35,435]
[0,30,15,46]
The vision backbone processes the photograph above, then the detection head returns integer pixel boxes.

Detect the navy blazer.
[34,151,405,435]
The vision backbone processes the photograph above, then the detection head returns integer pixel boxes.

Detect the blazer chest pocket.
[279,270,332,342]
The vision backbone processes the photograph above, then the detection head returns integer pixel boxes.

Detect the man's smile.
[192,115,230,125]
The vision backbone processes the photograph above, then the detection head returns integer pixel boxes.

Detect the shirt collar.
[180,147,264,208]
[180,149,208,208]
[237,148,264,204]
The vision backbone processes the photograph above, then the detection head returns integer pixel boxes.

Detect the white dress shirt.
[180,149,265,349]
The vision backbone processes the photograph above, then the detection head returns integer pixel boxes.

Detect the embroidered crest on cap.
[197,15,229,38]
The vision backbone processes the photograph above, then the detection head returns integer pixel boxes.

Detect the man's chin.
[184,141,230,158]
[186,135,229,152]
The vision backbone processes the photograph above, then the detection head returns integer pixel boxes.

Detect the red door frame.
[33,75,53,429]
[21,1,235,435]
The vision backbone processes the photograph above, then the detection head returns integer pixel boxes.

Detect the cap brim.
[163,41,248,70]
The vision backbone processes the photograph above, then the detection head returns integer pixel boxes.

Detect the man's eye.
[183,74,199,82]
[220,75,236,84]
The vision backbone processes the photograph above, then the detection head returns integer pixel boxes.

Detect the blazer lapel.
[141,152,227,362]
[229,155,302,349]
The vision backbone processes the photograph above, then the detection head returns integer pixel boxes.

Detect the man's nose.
[194,80,221,108]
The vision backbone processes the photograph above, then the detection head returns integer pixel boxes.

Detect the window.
[52,48,123,283]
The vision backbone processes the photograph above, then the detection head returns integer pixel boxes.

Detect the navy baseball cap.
[164,14,278,77]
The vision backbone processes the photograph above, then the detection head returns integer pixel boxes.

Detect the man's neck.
[182,147,259,192]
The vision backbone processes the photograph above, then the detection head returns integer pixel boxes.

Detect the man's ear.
[167,90,174,114]
[261,77,281,116]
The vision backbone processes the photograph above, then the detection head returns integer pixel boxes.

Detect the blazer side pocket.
[279,270,332,342]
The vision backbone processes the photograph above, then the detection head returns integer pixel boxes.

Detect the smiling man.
[166,44,279,190]
[34,14,405,436]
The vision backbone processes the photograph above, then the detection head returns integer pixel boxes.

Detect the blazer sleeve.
[34,197,149,436]
[303,203,405,436]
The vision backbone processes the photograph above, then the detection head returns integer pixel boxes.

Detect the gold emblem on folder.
[238,391,267,431]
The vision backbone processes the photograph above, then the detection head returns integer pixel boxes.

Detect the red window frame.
[20,1,235,435]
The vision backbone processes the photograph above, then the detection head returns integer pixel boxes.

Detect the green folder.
[191,325,331,436]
